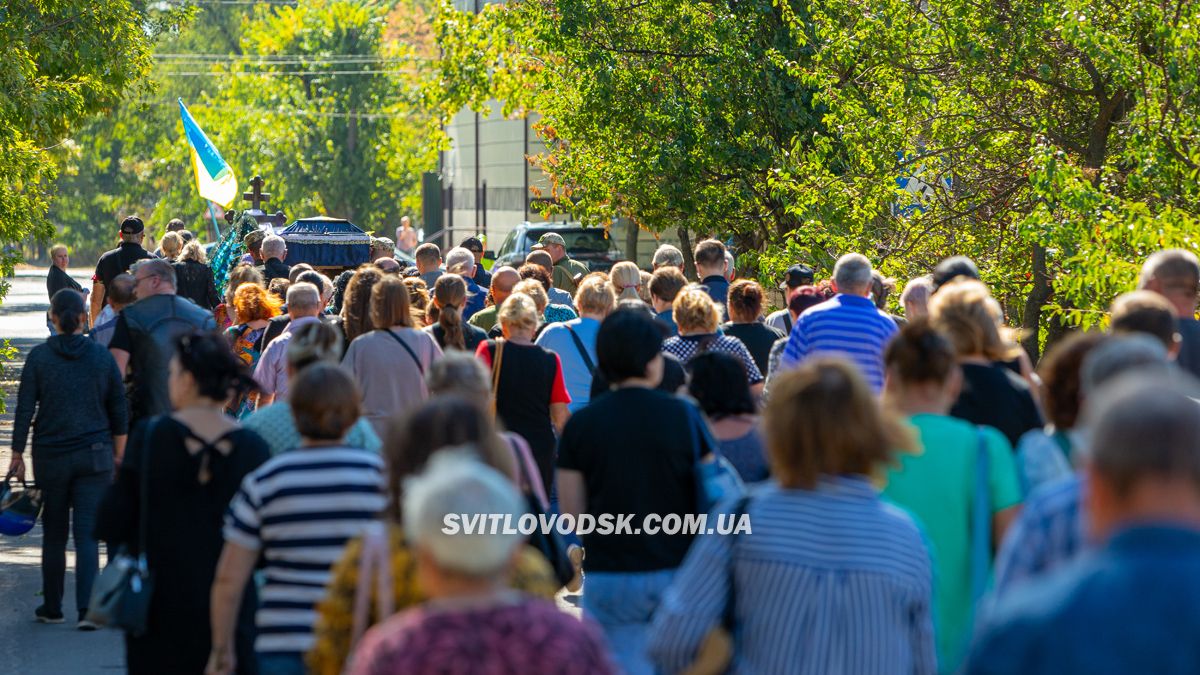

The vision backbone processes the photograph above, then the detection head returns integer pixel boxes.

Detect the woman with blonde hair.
[214,264,265,330]
[609,261,643,303]
[340,265,384,345]
[476,293,571,492]
[224,284,283,417]
[662,288,764,395]
[343,276,443,437]
[159,231,183,261]
[648,358,934,674]
[424,273,488,351]
[402,276,431,325]
[929,278,1043,446]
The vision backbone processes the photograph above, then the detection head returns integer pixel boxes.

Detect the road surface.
[0,268,124,674]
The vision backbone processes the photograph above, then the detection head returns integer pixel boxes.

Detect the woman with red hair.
[225,283,282,417]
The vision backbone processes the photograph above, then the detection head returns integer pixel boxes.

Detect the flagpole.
[208,201,222,239]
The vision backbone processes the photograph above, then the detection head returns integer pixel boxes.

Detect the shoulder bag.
[512,443,575,589]
[688,402,746,514]
[382,328,425,375]
[489,339,505,419]
[564,325,596,377]
[86,417,158,636]
[681,495,752,675]
[970,426,992,606]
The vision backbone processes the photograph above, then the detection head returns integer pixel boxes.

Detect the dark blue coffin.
[279,216,371,268]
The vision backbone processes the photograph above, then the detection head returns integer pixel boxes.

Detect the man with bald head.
[468,266,519,333]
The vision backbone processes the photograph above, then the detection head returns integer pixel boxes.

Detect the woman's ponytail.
[433,274,468,350]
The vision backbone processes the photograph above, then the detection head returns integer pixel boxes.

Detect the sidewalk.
[1,299,123,673]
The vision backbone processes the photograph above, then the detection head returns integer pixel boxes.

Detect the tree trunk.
[623,218,639,268]
[678,227,696,280]
[1020,243,1051,362]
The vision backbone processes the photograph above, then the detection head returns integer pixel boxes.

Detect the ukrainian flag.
[179,99,238,208]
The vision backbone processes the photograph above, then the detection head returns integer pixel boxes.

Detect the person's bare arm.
[113,435,127,467]
[206,542,258,675]
[550,402,570,434]
[110,348,130,378]
[993,505,1021,551]
[90,281,104,323]
[556,469,586,520]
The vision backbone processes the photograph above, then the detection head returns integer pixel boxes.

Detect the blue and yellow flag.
[179,99,238,208]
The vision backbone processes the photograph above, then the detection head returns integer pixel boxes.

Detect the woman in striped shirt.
[648,358,936,675]
[208,364,387,675]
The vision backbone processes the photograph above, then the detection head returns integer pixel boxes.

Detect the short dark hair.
[693,239,726,269]
[932,256,980,292]
[649,267,687,303]
[415,242,441,266]
[597,308,663,383]
[290,363,361,440]
[884,319,957,385]
[1110,290,1179,350]
[175,331,257,401]
[688,352,756,418]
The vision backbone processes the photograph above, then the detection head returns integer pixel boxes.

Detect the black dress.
[173,259,221,310]
[96,416,269,675]
[484,340,561,491]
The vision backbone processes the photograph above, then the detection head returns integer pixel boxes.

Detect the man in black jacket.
[258,234,292,283]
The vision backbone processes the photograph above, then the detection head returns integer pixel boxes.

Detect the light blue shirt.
[548,286,575,309]
[535,317,599,412]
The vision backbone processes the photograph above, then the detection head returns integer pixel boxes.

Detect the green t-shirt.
[881,414,1021,672]
[469,305,498,332]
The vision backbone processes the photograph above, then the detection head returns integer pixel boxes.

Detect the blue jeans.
[582,569,677,675]
[257,652,306,675]
[34,445,112,616]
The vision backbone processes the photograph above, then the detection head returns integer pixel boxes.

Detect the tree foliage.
[48,0,438,262]
[1,0,171,292]
[435,0,1200,353]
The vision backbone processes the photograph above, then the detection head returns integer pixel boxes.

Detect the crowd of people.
[10,214,1200,674]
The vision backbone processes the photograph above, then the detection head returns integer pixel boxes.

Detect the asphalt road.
[0,268,124,674]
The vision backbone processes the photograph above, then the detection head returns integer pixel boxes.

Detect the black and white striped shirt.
[224,446,386,655]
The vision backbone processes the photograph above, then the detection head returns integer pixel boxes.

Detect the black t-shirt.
[93,243,154,306]
[721,321,784,376]
[950,362,1044,447]
[557,387,705,572]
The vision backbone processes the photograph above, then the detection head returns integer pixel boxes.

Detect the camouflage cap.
[243,229,267,248]
[532,232,566,249]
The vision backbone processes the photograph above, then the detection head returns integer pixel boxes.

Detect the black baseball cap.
[119,216,145,235]
[780,264,815,290]
[461,236,484,253]
[932,256,980,292]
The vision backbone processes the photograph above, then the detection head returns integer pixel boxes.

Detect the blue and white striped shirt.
[224,446,386,655]
[992,475,1085,596]
[779,294,898,392]
[647,477,936,675]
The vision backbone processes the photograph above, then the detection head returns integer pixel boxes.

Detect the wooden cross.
[243,175,271,211]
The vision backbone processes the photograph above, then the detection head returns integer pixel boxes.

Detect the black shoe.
[34,605,64,624]
[77,611,98,631]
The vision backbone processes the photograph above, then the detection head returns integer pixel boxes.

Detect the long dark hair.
[50,289,86,334]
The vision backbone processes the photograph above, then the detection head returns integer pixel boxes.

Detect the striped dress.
[224,446,387,657]
[779,294,899,392]
[647,478,936,675]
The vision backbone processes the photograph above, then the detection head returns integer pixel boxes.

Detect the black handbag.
[86,418,158,636]
[513,450,575,588]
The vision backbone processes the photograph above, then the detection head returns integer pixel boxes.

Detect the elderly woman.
[8,290,126,627]
[209,364,387,675]
[173,240,220,310]
[343,276,443,437]
[307,397,560,675]
[648,359,935,675]
[663,288,764,395]
[721,279,785,376]
[96,332,268,673]
[159,231,183,262]
[476,293,571,493]
[241,321,381,456]
[535,275,616,412]
[929,279,1043,446]
[346,453,615,675]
